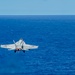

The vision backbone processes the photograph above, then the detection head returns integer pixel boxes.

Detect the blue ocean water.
[0,15,75,75]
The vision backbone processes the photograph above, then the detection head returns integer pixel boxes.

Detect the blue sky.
[0,0,75,15]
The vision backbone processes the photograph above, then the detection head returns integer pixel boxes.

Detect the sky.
[0,0,75,15]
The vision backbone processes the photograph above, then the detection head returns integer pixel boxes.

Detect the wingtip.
[0,45,3,48]
[36,46,39,49]
[37,46,39,48]
[0,45,2,48]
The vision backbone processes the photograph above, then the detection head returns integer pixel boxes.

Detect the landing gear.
[14,50,25,53]
[14,50,16,53]
[23,50,25,53]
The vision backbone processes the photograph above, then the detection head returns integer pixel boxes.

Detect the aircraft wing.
[0,39,38,51]
[22,44,38,50]
[0,44,15,50]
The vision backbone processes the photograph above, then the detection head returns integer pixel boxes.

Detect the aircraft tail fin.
[13,40,17,48]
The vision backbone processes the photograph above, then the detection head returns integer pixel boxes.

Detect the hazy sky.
[0,0,75,15]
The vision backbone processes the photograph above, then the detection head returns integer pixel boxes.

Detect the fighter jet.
[0,39,38,53]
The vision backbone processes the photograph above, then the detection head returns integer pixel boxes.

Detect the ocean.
[0,15,75,75]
